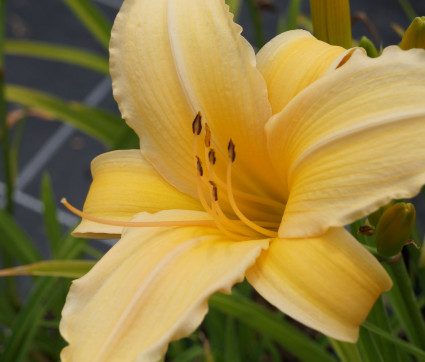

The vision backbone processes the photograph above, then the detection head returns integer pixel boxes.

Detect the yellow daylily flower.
[60,0,425,360]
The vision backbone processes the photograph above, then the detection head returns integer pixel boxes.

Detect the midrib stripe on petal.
[92,233,204,361]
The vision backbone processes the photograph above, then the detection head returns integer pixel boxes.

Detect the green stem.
[0,0,13,214]
[384,256,425,349]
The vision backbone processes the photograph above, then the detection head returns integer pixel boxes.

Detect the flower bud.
[310,0,352,48]
[399,17,425,50]
[375,203,416,258]
[358,36,379,58]
[367,202,392,227]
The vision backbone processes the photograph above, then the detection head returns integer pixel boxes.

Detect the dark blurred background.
[2,0,425,258]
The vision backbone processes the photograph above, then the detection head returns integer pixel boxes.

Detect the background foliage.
[1,0,425,361]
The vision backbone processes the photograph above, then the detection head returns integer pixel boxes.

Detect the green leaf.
[0,234,88,361]
[280,0,302,32]
[5,40,108,74]
[0,277,57,362]
[172,346,205,362]
[5,85,128,146]
[0,260,95,279]
[225,0,242,19]
[41,173,62,254]
[0,208,41,264]
[62,0,111,50]
[363,321,425,359]
[356,327,384,362]
[225,317,241,362]
[398,0,417,21]
[329,339,362,362]
[209,292,335,362]
[0,292,16,326]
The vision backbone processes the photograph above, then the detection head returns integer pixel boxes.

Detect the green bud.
[310,0,352,48]
[375,203,416,258]
[399,17,425,50]
[358,36,379,58]
[367,202,392,227]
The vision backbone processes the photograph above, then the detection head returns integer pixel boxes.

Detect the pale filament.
[226,140,279,238]
[61,198,216,228]
[193,117,246,239]
[205,149,273,236]
[204,124,284,212]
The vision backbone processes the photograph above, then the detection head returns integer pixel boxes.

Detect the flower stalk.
[384,257,425,349]
[309,0,352,48]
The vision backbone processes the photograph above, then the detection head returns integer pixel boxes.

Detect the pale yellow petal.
[265,46,425,237]
[72,150,202,239]
[110,0,281,201]
[61,210,269,362]
[246,228,392,342]
[257,30,352,114]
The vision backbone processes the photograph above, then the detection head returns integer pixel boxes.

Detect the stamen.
[208,148,216,165]
[205,131,283,211]
[228,139,236,162]
[204,123,211,148]
[196,156,203,177]
[209,181,218,202]
[61,198,216,228]
[192,112,202,135]
[226,140,278,238]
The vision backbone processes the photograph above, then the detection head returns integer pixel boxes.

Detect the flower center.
[62,113,284,239]
[192,112,280,240]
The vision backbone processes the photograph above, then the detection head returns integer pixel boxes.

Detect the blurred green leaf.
[225,317,241,362]
[62,0,111,50]
[280,0,302,32]
[0,232,88,361]
[5,85,127,146]
[398,0,417,21]
[363,321,425,359]
[0,292,16,326]
[226,0,242,19]
[330,339,362,362]
[246,0,265,48]
[172,345,205,362]
[5,40,109,74]
[210,292,335,362]
[42,173,62,254]
[1,277,57,362]
[0,208,41,264]
[0,260,95,278]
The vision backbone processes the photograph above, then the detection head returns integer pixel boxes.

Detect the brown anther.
[192,112,202,135]
[228,139,236,162]
[208,148,216,165]
[209,181,218,201]
[204,123,211,148]
[358,225,374,236]
[196,156,203,176]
